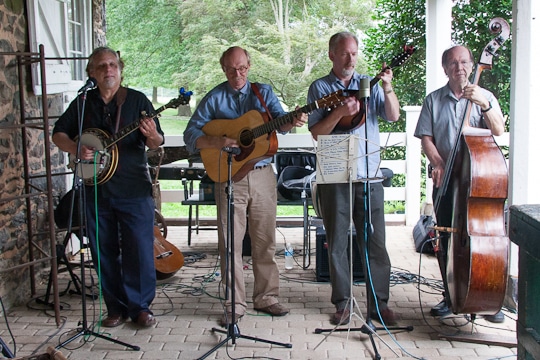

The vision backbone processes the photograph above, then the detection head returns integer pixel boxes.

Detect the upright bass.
[434,18,511,315]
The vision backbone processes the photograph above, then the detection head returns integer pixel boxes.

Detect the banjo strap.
[114,86,128,134]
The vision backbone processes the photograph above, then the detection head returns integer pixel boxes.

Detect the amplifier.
[315,226,364,282]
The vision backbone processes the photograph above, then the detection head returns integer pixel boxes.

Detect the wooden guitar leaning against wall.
[153,225,184,280]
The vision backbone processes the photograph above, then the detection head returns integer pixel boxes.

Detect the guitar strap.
[251,82,273,122]
[114,86,128,134]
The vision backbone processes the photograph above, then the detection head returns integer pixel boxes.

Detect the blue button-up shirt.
[184,80,287,167]
[307,71,389,180]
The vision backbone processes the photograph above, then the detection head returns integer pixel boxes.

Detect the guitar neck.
[103,106,168,149]
[103,118,145,149]
[250,102,318,139]
[368,65,392,89]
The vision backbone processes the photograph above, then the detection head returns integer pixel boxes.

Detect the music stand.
[55,88,138,351]
[313,133,412,359]
[198,150,292,360]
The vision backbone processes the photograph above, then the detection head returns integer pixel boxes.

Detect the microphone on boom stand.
[359,77,370,100]
[78,78,97,94]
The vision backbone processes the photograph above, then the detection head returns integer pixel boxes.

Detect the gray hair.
[86,46,124,76]
[329,32,359,53]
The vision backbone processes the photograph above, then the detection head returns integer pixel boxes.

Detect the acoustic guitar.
[334,46,416,132]
[69,90,191,185]
[153,226,184,280]
[200,90,347,183]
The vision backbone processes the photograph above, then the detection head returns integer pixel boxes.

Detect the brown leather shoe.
[254,303,289,317]
[331,308,350,325]
[135,311,156,327]
[101,314,126,328]
[371,308,398,326]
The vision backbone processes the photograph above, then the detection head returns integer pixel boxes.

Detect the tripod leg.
[1,335,15,358]
[56,328,140,351]
[197,325,292,360]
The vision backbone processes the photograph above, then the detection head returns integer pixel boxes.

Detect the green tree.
[175,0,376,109]
[106,0,188,101]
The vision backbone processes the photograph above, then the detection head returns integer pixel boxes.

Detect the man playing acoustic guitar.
[184,46,306,327]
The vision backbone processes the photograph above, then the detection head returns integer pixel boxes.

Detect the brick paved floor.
[1,225,518,359]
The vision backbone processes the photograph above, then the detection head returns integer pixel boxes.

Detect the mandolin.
[153,226,184,280]
[334,46,415,132]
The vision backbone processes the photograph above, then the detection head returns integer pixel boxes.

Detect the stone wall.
[0,0,105,310]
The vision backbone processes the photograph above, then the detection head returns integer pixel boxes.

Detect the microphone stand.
[198,150,292,359]
[56,89,138,351]
[314,86,412,359]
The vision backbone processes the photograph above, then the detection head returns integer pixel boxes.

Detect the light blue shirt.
[307,71,389,180]
[184,80,287,167]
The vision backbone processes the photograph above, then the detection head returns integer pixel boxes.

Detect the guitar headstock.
[164,87,193,109]
[388,45,416,69]
[316,90,347,110]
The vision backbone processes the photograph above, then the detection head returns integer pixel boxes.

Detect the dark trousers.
[433,186,453,303]
[84,191,156,320]
[318,182,391,311]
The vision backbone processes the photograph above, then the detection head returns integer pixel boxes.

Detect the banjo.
[69,90,192,185]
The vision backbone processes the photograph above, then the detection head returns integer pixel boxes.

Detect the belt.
[254,164,270,170]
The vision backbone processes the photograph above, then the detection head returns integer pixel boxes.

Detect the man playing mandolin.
[183,46,306,327]
[52,47,164,328]
[414,45,506,323]
[307,31,401,326]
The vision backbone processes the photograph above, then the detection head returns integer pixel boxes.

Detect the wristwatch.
[481,101,492,113]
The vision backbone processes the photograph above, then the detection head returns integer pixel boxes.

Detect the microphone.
[222,146,241,155]
[358,78,370,99]
[78,77,97,94]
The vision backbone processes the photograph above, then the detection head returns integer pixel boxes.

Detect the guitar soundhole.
[238,129,254,147]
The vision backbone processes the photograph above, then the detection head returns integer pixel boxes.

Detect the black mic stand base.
[197,324,292,360]
[56,326,140,351]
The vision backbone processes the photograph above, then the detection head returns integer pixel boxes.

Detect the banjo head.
[68,129,118,185]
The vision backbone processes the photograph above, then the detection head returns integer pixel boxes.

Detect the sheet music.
[316,134,358,184]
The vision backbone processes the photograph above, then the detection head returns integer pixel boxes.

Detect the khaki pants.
[216,165,280,315]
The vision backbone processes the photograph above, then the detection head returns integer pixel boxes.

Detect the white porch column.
[404,106,422,225]
[424,0,453,204]
[510,1,540,204]
[425,0,453,94]
[508,0,540,302]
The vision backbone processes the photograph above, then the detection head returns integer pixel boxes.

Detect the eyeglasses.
[446,60,473,69]
[224,65,249,74]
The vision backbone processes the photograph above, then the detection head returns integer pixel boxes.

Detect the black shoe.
[484,310,504,323]
[430,298,451,317]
